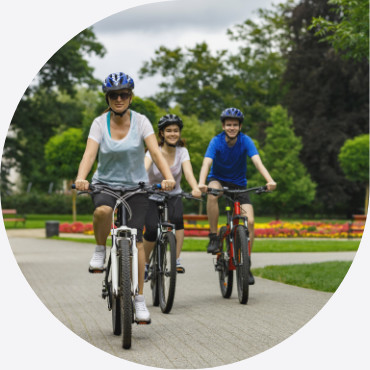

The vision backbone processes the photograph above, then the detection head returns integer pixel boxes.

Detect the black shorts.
[144,196,184,242]
[208,177,252,205]
[91,188,149,242]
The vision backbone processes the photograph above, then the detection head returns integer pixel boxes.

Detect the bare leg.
[143,238,155,264]
[137,241,145,295]
[93,205,113,246]
[206,180,222,234]
[175,229,184,259]
[241,204,255,250]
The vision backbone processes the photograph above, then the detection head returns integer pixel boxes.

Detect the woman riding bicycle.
[74,72,175,323]
[143,114,201,276]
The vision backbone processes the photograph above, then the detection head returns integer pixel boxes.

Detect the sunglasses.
[108,92,131,100]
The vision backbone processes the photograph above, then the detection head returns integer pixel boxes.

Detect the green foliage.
[44,128,86,182]
[250,105,316,218]
[338,134,369,182]
[1,193,94,215]
[310,0,369,62]
[131,96,164,125]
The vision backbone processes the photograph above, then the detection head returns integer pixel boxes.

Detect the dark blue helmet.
[102,72,134,93]
[220,108,244,123]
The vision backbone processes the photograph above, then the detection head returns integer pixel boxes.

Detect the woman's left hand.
[191,188,202,199]
[161,179,176,191]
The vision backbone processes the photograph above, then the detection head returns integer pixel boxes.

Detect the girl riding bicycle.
[74,72,175,323]
[143,114,201,275]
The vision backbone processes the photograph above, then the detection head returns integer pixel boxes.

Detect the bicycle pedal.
[135,320,151,325]
[88,267,105,274]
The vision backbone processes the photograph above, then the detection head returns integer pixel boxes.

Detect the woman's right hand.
[198,183,208,193]
[161,179,176,191]
[75,179,90,191]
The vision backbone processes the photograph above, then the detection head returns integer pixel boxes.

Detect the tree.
[310,0,369,62]
[2,28,105,193]
[45,128,87,221]
[249,105,316,219]
[280,0,369,215]
[338,134,369,214]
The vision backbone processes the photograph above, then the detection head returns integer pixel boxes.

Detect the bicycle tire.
[118,238,132,349]
[158,232,177,313]
[217,226,233,298]
[110,281,122,335]
[150,244,160,307]
[234,225,250,304]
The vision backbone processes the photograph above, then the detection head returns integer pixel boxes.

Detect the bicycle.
[146,189,201,314]
[207,185,268,304]
[73,182,157,350]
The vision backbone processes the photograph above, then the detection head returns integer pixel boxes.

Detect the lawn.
[252,261,352,292]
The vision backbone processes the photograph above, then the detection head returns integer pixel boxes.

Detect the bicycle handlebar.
[207,185,268,197]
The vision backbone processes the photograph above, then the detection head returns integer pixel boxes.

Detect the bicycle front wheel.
[150,245,160,307]
[110,280,122,335]
[118,239,132,349]
[234,225,250,304]
[158,232,177,314]
[217,226,233,298]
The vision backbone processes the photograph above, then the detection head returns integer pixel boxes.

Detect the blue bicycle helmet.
[158,114,183,131]
[220,107,244,123]
[102,72,134,93]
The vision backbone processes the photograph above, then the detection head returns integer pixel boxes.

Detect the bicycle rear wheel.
[234,225,250,304]
[217,226,233,298]
[158,232,177,313]
[118,239,132,349]
[150,245,160,307]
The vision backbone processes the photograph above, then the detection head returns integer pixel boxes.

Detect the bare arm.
[145,134,175,189]
[144,155,153,171]
[182,160,202,198]
[75,138,99,190]
[198,157,213,193]
[251,154,277,191]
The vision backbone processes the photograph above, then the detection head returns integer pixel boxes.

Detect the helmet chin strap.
[110,107,129,117]
[165,140,177,147]
[225,130,241,141]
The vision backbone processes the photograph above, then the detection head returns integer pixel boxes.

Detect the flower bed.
[59,220,364,238]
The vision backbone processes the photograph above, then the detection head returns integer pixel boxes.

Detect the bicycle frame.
[220,198,249,271]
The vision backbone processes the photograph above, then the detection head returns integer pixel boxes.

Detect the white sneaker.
[89,245,106,270]
[134,295,151,323]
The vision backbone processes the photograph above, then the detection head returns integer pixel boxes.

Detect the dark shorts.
[208,177,252,205]
[144,197,184,242]
[91,189,149,242]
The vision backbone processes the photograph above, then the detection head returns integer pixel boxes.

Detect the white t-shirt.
[146,146,190,194]
[88,110,154,187]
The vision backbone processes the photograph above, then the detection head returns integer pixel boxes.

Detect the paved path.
[7,234,356,369]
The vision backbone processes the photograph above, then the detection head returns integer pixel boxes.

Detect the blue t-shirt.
[205,132,258,186]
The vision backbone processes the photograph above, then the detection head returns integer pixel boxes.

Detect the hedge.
[1,193,94,214]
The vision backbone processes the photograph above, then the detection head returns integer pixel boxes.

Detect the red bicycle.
[207,185,268,304]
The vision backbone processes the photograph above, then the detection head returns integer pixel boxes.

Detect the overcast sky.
[87,0,276,98]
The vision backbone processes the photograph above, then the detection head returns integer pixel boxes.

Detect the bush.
[1,192,94,214]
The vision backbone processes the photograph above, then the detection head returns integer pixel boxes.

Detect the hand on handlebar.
[191,187,202,199]
[161,179,176,191]
[198,183,208,193]
[75,179,90,191]
[266,181,277,191]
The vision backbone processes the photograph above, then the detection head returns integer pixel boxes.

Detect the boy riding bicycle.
[198,108,276,284]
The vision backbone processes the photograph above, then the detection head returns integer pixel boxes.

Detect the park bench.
[183,214,209,236]
[348,214,366,238]
[2,209,27,226]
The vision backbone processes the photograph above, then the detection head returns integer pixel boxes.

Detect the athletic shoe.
[89,245,106,271]
[207,233,220,254]
[134,295,151,323]
[249,270,255,285]
[176,258,185,273]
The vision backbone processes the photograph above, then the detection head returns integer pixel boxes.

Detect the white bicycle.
[75,182,154,349]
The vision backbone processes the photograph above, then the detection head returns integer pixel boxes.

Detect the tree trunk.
[365,183,369,216]
[72,191,77,222]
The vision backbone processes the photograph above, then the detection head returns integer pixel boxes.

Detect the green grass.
[252,261,352,292]
[49,236,360,253]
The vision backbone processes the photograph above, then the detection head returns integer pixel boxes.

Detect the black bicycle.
[207,185,268,304]
[146,189,201,314]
